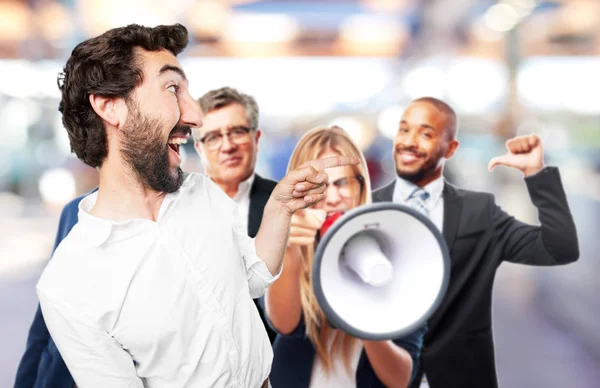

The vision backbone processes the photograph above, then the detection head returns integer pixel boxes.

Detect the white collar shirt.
[232,173,255,231]
[36,173,278,388]
[392,175,445,231]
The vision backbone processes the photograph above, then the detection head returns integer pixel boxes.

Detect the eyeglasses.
[326,176,364,198]
[198,126,253,150]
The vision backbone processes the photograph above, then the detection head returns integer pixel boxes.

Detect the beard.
[395,145,445,183]
[120,103,189,193]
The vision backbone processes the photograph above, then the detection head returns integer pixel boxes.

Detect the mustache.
[395,146,426,157]
[169,125,191,137]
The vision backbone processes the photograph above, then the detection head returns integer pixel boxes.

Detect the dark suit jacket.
[247,174,279,344]
[15,174,278,388]
[372,167,579,388]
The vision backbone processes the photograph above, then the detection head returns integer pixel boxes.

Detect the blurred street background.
[0,0,599,387]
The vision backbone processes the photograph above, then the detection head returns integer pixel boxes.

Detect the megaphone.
[313,202,450,340]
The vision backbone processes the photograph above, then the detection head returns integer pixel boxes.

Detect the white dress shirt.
[37,173,278,388]
[232,173,255,232]
[392,175,444,388]
[392,175,445,232]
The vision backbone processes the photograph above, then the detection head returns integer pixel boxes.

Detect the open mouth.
[167,126,192,155]
[167,136,188,155]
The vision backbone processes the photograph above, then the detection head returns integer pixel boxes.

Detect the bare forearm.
[265,248,303,334]
[363,340,412,388]
[255,199,292,275]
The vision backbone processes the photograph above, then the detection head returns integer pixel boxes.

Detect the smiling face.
[393,101,459,187]
[194,102,261,189]
[119,48,203,193]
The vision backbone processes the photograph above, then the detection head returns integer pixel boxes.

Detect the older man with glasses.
[193,86,278,344]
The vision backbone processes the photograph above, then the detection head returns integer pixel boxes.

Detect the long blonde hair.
[287,125,372,373]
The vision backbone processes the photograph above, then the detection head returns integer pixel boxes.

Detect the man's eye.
[167,85,179,95]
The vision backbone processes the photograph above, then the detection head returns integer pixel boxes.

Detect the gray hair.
[194,87,259,142]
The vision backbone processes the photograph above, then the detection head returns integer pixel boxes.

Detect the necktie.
[407,187,430,217]
[408,187,431,388]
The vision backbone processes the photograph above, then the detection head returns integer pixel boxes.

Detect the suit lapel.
[442,182,461,251]
[248,175,271,238]
[372,180,396,202]
[375,179,461,250]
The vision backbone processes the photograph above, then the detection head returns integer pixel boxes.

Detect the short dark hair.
[413,97,458,140]
[195,87,259,141]
[58,23,189,167]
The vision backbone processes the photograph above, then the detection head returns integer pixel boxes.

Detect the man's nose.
[179,93,203,128]
[399,132,418,148]
[220,133,237,152]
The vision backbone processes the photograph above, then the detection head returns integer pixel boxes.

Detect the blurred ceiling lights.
[336,14,410,56]
[76,0,181,37]
[361,0,418,13]
[188,0,230,38]
[36,2,73,42]
[0,1,32,42]
[221,13,300,56]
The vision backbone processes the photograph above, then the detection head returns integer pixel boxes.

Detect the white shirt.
[392,175,445,232]
[37,173,278,388]
[309,335,363,387]
[392,175,444,387]
[232,173,255,232]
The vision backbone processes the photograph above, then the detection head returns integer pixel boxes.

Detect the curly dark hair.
[58,24,189,167]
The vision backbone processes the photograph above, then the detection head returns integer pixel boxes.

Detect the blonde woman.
[264,126,426,388]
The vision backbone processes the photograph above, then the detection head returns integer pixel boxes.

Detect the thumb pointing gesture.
[488,134,544,177]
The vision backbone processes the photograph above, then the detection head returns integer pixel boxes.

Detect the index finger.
[299,155,360,171]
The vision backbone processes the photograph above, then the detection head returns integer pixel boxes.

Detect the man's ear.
[89,94,123,128]
[255,129,262,145]
[445,139,459,159]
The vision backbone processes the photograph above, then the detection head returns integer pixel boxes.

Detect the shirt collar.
[77,174,194,247]
[233,173,255,202]
[78,191,113,247]
[393,174,444,205]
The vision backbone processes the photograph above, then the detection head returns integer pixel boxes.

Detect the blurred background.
[0,0,599,386]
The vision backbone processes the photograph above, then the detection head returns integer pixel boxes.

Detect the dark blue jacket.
[266,311,427,388]
[14,192,90,388]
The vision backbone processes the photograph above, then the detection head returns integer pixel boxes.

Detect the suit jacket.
[372,167,579,388]
[15,174,278,388]
[247,174,279,344]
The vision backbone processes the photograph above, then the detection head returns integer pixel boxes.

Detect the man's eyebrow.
[159,64,187,81]
[399,120,435,131]
[203,129,221,136]
[205,125,251,134]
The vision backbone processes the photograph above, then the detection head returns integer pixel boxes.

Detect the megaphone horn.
[313,202,450,340]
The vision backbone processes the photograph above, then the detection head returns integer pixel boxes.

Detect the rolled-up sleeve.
[37,288,143,388]
[233,206,282,298]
